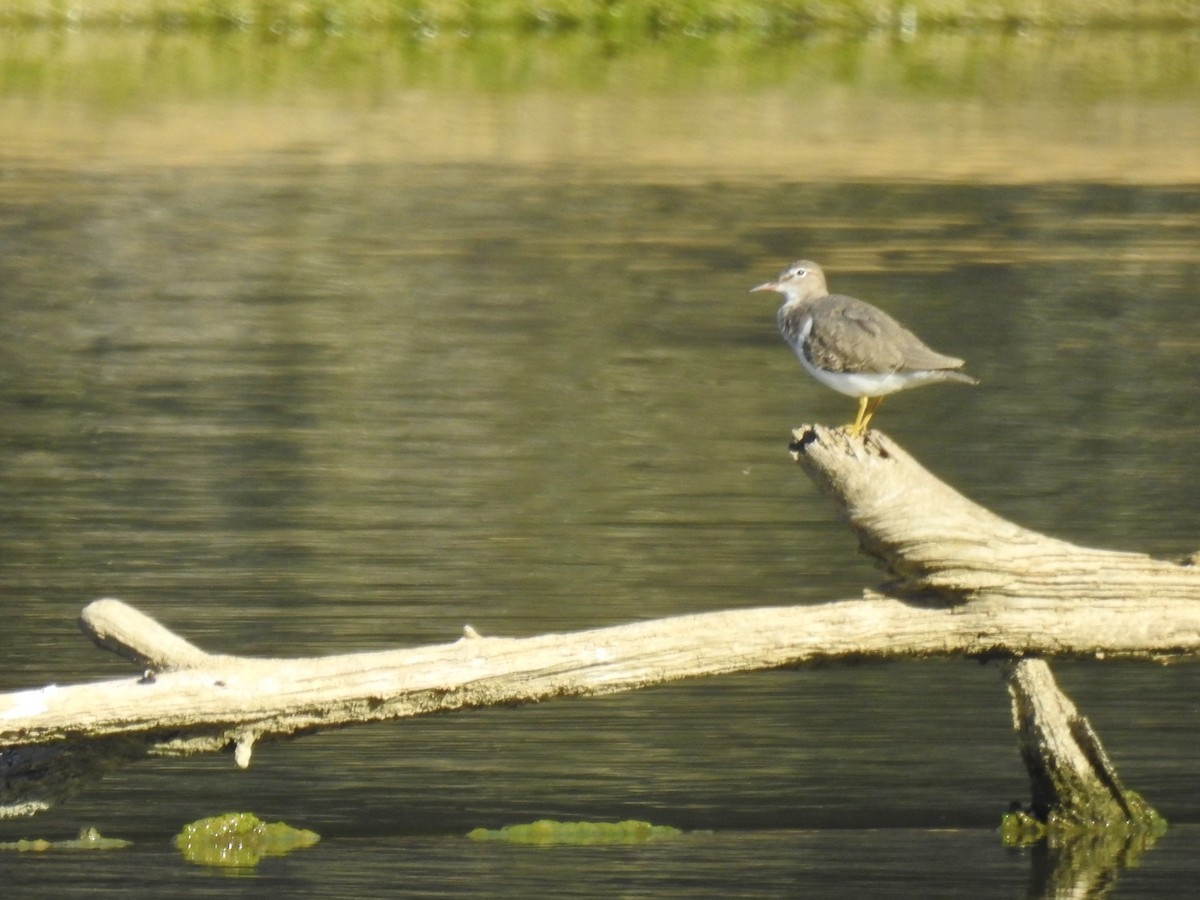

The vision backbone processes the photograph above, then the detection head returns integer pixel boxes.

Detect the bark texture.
[1006,659,1159,828]
[790,425,1200,613]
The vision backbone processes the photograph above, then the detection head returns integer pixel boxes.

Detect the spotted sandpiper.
[750,260,977,436]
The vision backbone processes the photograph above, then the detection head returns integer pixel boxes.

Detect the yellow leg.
[848,396,884,437]
[848,396,869,436]
[861,396,884,432]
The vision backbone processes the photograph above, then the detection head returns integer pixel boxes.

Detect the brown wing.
[807,295,965,374]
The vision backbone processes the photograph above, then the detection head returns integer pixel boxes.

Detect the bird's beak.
[749,280,779,293]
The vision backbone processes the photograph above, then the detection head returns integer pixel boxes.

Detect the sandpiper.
[750,260,977,436]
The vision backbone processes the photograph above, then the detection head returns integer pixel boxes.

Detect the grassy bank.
[2,26,1197,103]
[3,0,1200,35]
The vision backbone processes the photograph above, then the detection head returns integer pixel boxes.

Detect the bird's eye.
[792,268,807,278]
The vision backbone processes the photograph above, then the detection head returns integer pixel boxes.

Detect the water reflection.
[2,30,1200,899]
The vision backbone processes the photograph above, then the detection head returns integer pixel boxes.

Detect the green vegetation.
[1,1,1197,106]
[1,0,1198,35]
[1000,800,1168,849]
[999,808,1047,847]
[174,813,320,867]
[468,818,686,844]
[2,24,1197,106]
[0,827,133,852]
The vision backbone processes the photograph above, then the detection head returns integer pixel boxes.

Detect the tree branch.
[790,424,1200,616]
[2,424,1196,821]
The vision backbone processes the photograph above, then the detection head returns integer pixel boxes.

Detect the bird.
[750,260,977,437]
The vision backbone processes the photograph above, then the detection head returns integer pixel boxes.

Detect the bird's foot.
[844,422,869,439]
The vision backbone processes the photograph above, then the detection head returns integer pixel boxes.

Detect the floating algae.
[1000,809,1048,847]
[174,813,319,867]
[468,819,683,845]
[0,827,132,852]
[1000,804,1166,852]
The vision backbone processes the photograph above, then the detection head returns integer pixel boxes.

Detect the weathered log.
[1005,659,1160,830]
[1,424,1196,822]
[1003,658,1165,898]
[792,424,1176,848]
[790,424,1200,613]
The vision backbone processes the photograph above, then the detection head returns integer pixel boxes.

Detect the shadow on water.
[2,25,1200,899]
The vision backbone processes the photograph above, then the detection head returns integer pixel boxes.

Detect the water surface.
[2,28,1200,898]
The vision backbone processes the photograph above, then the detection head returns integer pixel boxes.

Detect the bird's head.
[749,260,828,304]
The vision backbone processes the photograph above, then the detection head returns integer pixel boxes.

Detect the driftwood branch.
[1006,659,1157,828]
[2,424,1197,824]
[1004,658,1164,897]
[790,425,1200,649]
[792,424,1179,847]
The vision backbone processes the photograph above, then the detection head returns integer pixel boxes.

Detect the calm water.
[3,30,1200,899]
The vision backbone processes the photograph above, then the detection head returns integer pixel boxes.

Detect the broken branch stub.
[789,424,1200,630]
[1006,659,1162,831]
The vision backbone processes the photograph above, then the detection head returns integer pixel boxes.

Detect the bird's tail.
[941,370,979,386]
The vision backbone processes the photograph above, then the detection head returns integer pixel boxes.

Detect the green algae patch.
[1000,809,1048,847]
[0,827,132,852]
[174,813,319,868]
[468,819,683,845]
[1000,802,1167,850]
